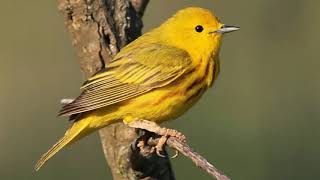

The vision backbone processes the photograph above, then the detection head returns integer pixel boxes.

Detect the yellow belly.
[126,90,203,123]
[117,72,210,123]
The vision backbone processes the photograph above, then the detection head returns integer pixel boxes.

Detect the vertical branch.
[57,0,175,179]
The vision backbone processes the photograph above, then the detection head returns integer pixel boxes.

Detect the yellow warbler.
[35,7,239,170]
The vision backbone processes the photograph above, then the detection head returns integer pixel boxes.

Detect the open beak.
[214,25,240,34]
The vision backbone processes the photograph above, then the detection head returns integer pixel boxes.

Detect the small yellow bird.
[35,7,238,170]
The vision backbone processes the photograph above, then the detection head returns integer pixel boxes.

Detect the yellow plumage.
[35,7,238,170]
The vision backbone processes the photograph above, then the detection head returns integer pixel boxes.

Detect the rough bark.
[57,0,175,179]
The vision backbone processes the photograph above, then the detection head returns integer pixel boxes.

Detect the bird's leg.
[125,119,186,142]
[125,119,186,157]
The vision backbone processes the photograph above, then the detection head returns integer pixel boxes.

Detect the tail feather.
[35,120,90,171]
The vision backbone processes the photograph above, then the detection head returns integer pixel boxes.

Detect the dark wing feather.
[59,43,192,116]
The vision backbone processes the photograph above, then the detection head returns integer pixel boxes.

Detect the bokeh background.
[1,0,319,179]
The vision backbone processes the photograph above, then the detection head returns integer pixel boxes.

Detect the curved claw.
[170,150,179,159]
[156,149,166,158]
[155,135,168,158]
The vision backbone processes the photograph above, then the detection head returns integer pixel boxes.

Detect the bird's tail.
[34,119,92,171]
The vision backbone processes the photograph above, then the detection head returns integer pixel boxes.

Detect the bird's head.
[156,7,239,59]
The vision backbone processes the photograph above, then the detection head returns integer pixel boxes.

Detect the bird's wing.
[59,43,192,116]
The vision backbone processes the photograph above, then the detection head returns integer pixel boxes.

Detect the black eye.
[195,25,204,33]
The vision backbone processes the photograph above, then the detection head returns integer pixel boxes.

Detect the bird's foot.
[125,119,186,157]
[136,138,155,155]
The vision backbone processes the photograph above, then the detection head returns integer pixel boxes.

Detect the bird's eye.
[195,25,204,33]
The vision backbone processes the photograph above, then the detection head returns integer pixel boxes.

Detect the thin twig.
[167,138,230,180]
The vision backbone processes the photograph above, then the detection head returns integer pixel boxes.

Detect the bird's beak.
[213,25,240,34]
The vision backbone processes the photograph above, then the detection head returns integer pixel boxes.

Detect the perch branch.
[167,138,230,180]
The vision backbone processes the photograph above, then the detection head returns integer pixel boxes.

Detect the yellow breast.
[118,53,219,124]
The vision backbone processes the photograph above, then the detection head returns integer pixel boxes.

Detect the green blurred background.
[1,0,319,179]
